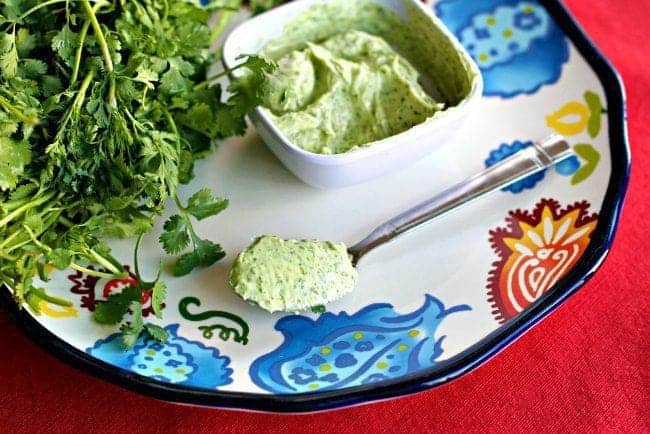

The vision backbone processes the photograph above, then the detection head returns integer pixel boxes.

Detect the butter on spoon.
[229,136,572,313]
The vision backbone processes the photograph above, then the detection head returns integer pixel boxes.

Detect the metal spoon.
[348,134,573,265]
[230,135,573,312]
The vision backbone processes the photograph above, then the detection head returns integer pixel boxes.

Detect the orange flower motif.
[487,199,598,323]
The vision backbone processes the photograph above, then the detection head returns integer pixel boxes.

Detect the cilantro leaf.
[0,137,31,191]
[0,31,18,79]
[234,54,276,77]
[1,0,22,20]
[160,68,193,95]
[213,103,248,137]
[159,215,190,254]
[151,280,166,319]
[93,285,142,325]
[194,238,226,266]
[172,238,225,276]
[15,28,36,57]
[186,188,228,220]
[134,64,158,89]
[120,301,144,348]
[144,323,169,343]
[41,75,63,97]
[47,249,72,270]
[19,58,47,79]
[51,25,78,67]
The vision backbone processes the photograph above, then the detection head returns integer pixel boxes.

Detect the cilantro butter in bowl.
[223,0,482,188]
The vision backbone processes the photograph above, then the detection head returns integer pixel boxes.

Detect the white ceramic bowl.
[223,0,483,189]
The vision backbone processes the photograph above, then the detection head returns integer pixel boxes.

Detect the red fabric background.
[1,1,648,432]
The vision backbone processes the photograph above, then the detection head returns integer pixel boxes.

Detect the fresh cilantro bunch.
[0,0,274,346]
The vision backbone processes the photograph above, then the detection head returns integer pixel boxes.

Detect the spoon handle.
[348,134,573,265]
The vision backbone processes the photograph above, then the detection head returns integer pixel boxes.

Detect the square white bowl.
[223,0,483,189]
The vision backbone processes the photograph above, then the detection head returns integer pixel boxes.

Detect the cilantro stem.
[1,195,31,212]
[50,69,94,145]
[162,0,169,21]
[69,263,116,279]
[58,216,75,228]
[74,69,95,108]
[0,191,56,227]
[88,248,125,277]
[0,251,18,261]
[27,287,73,307]
[0,96,39,126]
[16,0,70,22]
[193,66,238,91]
[133,233,143,283]
[173,194,186,212]
[4,210,62,253]
[70,19,91,86]
[162,108,181,156]
[0,231,21,250]
[210,10,235,45]
[22,225,52,253]
[81,0,117,107]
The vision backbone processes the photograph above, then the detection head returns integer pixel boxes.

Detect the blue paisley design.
[435,0,569,98]
[486,141,545,193]
[485,140,580,194]
[249,295,471,393]
[87,324,233,388]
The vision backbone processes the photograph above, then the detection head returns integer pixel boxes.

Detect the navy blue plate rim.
[0,0,631,413]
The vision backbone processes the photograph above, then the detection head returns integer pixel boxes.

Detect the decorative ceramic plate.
[2,0,629,412]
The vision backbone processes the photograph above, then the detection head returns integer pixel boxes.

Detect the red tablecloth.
[1,1,648,432]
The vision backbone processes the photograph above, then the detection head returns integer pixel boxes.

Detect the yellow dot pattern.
[320,346,331,355]
[176,368,186,375]
[486,16,496,26]
[154,367,163,374]
[479,53,489,62]
[353,332,363,340]
[376,362,388,370]
[503,29,513,39]
[397,344,408,352]
[320,364,331,372]
[524,5,534,14]
[408,329,420,338]
[146,350,156,356]
[309,383,319,390]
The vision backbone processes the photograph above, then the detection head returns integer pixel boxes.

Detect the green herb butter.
[229,236,358,312]
[259,0,475,154]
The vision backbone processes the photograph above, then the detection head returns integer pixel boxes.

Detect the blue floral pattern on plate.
[87,324,233,388]
[435,0,569,98]
[486,140,580,193]
[250,295,471,393]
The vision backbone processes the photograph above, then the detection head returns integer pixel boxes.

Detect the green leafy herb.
[159,215,191,255]
[151,280,166,319]
[173,238,226,277]
[160,191,228,277]
[186,188,229,221]
[249,0,289,15]
[94,286,142,325]
[95,235,168,347]
[120,301,144,349]
[311,305,326,314]
[0,0,275,347]
[144,323,169,343]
